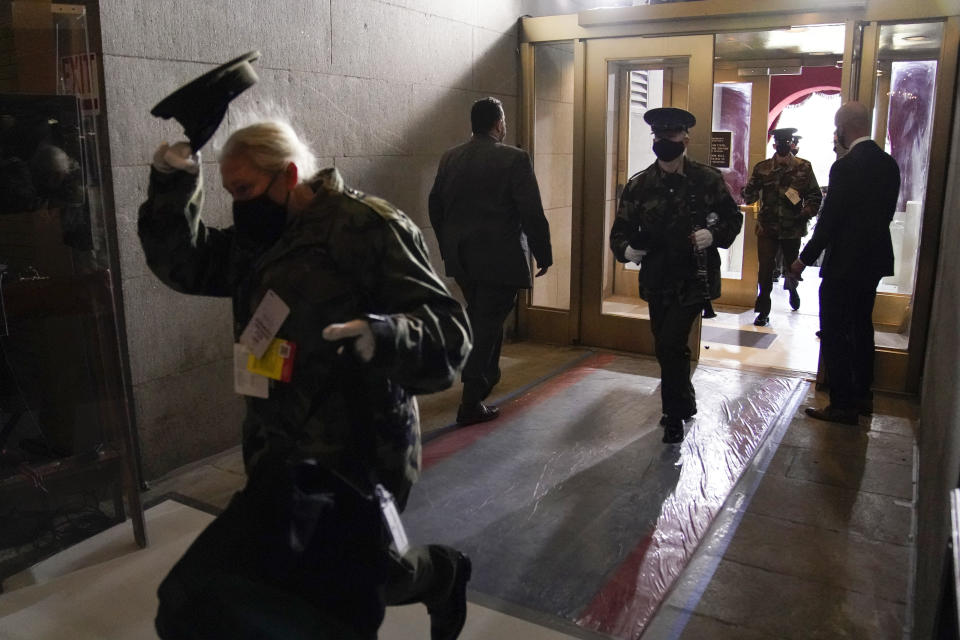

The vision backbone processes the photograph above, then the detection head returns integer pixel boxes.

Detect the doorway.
[519,4,960,393]
[700,24,846,377]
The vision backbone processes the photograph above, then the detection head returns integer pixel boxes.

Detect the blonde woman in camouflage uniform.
[141,121,473,640]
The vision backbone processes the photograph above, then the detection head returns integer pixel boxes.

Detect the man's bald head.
[835,102,871,141]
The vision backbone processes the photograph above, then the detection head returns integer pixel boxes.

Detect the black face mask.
[653,138,685,162]
[232,174,288,246]
[775,142,792,156]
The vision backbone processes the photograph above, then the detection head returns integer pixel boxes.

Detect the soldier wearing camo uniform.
[609,108,742,444]
[140,121,473,640]
[741,127,822,326]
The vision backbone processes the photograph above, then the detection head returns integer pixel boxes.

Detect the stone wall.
[100,0,524,479]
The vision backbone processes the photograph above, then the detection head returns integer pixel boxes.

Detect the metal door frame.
[518,0,960,392]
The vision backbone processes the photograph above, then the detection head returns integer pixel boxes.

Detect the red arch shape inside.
[767,85,841,130]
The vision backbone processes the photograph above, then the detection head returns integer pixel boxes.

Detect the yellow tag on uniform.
[784,187,801,205]
[246,338,297,382]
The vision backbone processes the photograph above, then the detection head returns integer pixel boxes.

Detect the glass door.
[580,34,715,354]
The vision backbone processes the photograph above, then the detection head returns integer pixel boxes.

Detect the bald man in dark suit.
[790,102,901,424]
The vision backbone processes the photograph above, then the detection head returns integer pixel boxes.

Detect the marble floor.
[0,342,918,640]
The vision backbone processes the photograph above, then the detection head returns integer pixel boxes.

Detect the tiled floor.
[645,384,916,640]
[135,342,916,640]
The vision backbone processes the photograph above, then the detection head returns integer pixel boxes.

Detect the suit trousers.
[648,294,702,419]
[819,277,879,410]
[755,236,801,316]
[455,278,518,407]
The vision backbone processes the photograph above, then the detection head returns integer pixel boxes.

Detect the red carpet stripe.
[422,353,618,470]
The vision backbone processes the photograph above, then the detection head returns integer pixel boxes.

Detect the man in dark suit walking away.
[429,97,553,425]
[790,102,901,425]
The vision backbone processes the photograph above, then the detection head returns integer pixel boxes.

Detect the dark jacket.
[799,140,900,282]
[138,167,471,504]
[428,135,552,288]
[609,157,742,305]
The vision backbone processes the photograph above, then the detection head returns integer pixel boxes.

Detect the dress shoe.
[660,415,685,443]
[456,403,499,426]
[789,289,800,310]
[804,405,859,426]
[753,314,769,327]
[428,552,472,640]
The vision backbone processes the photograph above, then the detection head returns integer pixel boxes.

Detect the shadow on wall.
[221,27,523,304]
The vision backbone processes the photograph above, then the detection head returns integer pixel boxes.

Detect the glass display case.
[0,1,144,583]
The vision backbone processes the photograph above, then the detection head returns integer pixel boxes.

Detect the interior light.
[903,35,929,42]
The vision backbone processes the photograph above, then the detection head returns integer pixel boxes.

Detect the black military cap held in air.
[769,127,798,141]
[151,50,262,152]
[644,107,696,133]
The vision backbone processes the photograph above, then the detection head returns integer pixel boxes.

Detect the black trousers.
[455,278,518,407]
[819,277,879,410]
[155,456,459,640]
[755,236,801,315]
[648,294,702,419]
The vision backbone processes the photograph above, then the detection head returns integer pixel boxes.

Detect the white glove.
[322,319,375,362]
[624,245,647,263]
[692,228,713,250]
[152,141,200,175]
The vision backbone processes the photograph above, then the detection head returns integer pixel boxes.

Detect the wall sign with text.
[710,131,732,168]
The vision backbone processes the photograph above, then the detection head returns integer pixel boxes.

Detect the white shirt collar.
[848,136,872,151]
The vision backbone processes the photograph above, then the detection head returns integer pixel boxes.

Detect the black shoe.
[660,416,685,443]
[804,405,859,426]
[456,403,499,426]
[789,290,800,310]
[429,552,472,640]
[753,314,769,327]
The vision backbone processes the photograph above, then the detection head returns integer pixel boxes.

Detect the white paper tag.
[785,187,801,205]
[233,344,269,398]
[376,484,410,556]
[239,290,290,359]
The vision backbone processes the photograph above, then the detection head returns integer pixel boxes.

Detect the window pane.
[531,42,574,310]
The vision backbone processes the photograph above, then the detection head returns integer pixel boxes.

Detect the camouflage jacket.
[138,167,471,507]
[741,155,822,239]
[609,157,742,305]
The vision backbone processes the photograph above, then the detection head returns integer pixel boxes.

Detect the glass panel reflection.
[872,21,943,350]
[881,58,937,296]
[712,82,751,280]
[531,42,574,311]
